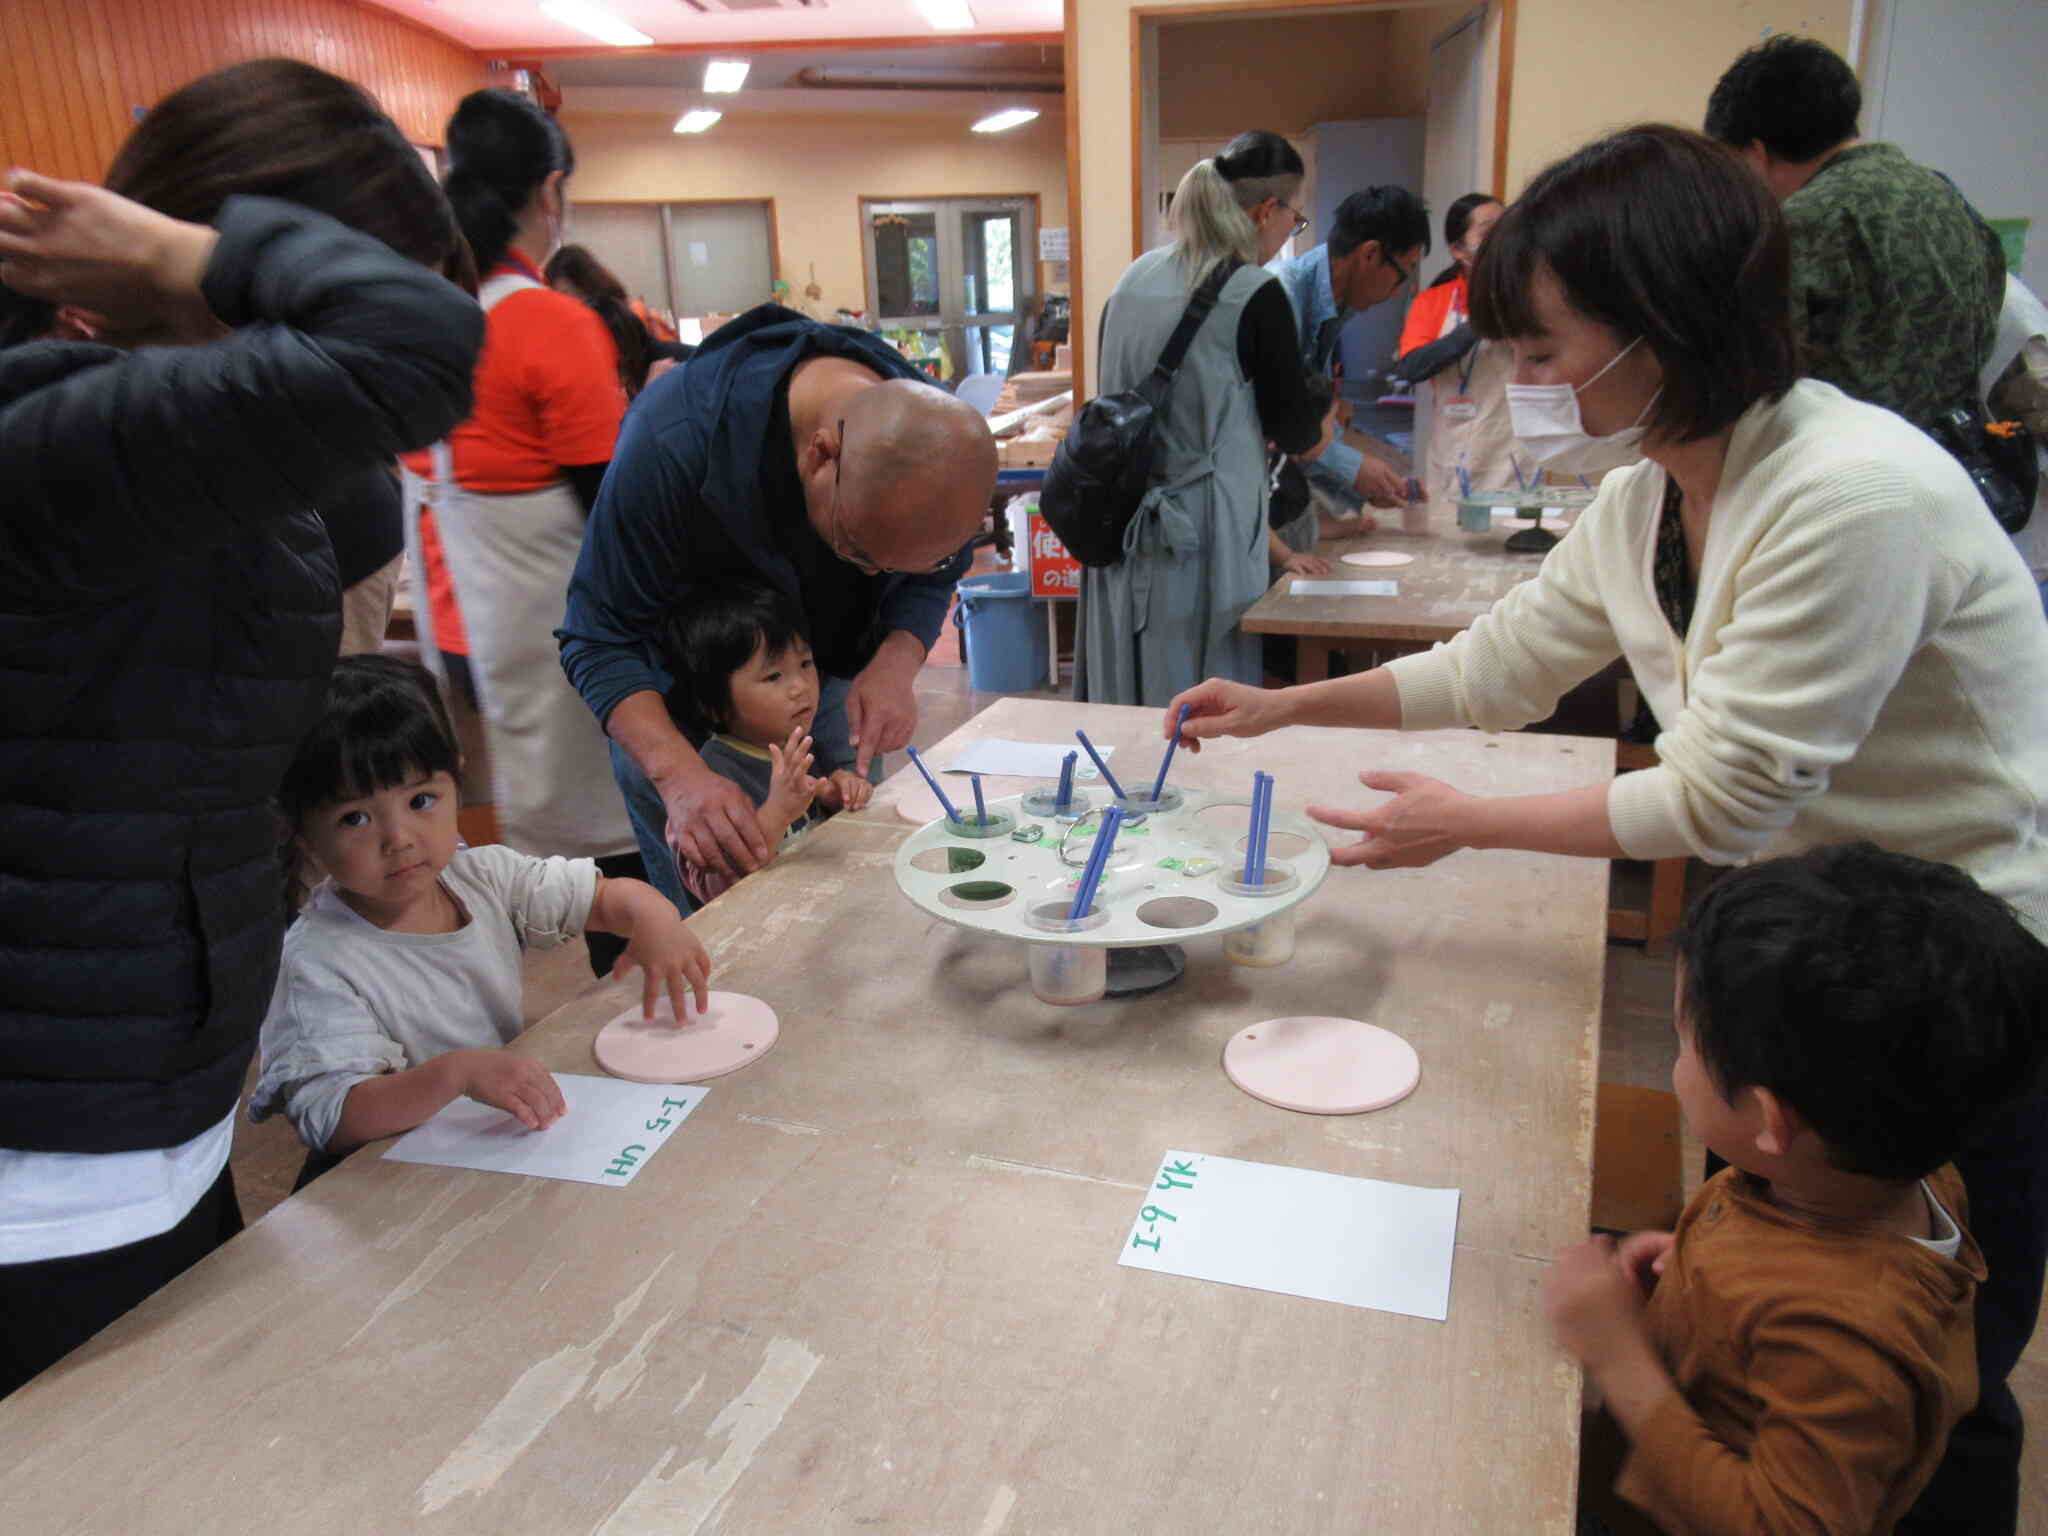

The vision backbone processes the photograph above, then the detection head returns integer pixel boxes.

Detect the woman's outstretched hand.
[1163,678,1290,754]
[1308,770,1477,869]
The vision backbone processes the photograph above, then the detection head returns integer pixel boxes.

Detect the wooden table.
[0,700,1612,1535]
[1242,500,1556,680]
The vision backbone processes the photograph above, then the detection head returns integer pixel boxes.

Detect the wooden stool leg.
[1646,857,1687,945]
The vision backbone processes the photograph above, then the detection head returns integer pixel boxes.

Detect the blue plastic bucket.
[956,572,1048,693]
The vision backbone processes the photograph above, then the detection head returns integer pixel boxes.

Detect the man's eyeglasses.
[1383,250,1415,292]
[826,418,954,577]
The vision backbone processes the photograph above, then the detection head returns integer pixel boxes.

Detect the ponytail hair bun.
[443,89,574,275]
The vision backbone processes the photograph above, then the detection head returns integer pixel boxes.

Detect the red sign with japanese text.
[1028,510,1081,599]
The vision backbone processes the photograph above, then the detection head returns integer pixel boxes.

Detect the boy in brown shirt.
[1546,843,2048,1534]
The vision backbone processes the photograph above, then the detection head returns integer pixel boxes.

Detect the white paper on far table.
[1119,1149,1461,1321]
[1290,579,1398,597]
[384,1073,708,1187]
[946,738,1114,777]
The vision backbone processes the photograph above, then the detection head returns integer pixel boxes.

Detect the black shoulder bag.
[1039,259,1240,568]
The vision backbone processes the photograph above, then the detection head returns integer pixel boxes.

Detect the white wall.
[1862,0,2047,294]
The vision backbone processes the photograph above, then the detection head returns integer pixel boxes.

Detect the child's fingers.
[665,963,704,1024]
[687,951,711,1014]
[641,957,662,1022]
[536,1070,567,1122]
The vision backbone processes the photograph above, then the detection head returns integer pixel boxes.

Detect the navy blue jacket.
[558,307,966,735]
[0,197,482,1153]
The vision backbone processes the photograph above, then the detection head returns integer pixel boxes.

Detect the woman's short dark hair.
[660,585,811,734]
[1327,186,1431,263]
[103,58,466,283]
[1705,35,1861,163]
[1469,124,1798,443]
[545,243,654,397]
[444,89,575,276]
[1677,843,2048,1182]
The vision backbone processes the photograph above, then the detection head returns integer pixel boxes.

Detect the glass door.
[865,197,1037,383]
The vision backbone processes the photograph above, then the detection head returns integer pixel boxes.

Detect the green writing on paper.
[1132,1160,1200,1254]
[605,1144,646,1179]
[1156,856,1185,872]
[644,1095,695,1133]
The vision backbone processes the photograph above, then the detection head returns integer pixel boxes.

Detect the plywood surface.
[1242,500,1549,645]
[0,701,1612,1535]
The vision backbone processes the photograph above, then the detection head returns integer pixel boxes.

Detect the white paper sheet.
[383,1074,708,1187]
[1119,1149,1461,1321]
[1289,579,1398,597]
[945,738,1115,778]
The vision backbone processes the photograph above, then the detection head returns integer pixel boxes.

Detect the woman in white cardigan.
[1170,125,2048,1531]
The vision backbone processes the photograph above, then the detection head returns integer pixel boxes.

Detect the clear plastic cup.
[1218,862,1300,968]
[1401,477,1431,534]
[1222,910,1297,967]
[1024,899,1110,1005]
[1022,787,1093,820]
[945,810,1016,839]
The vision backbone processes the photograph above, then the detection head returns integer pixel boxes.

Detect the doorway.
[863,195,1040,382]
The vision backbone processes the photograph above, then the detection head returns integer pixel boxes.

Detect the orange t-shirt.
[1397,274,1467,358]
[401,261,627,655]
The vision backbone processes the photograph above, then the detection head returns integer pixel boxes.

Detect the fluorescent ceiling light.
[673,109,723,134]
[703,59,750,93]
[538,0,652,48]
[915,0,977,31]
[972,108,1039,133]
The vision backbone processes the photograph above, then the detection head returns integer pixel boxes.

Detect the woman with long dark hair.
[0,57,481,1395]
[1075,129,1326,705]
[399,92,642,933]
[543,243,691,398]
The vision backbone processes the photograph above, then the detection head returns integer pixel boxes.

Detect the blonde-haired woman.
[1076,130,1326,705]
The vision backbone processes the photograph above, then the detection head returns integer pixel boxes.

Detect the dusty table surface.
[2,700,1613,1536]
[1243,500,1555,677]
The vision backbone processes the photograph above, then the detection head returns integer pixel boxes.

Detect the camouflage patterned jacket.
[1784,141,2006,439]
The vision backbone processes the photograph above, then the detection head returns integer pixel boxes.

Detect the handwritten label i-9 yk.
[1126,1155,1202,1256]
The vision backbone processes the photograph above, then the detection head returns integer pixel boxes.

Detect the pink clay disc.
[594,991,779,1084]
[893,778,951,825]
[1223,1016,1421,1115]
[1340,550,1415,568]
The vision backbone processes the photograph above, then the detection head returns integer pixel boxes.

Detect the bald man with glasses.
[560,306,996,910]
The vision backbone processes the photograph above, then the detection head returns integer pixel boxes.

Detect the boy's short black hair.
[1677,843,2048,1181]
[1328,186,1432,263]
[1470,123,1798,444]
[1705,34,1861,164]
[661,583,811,733]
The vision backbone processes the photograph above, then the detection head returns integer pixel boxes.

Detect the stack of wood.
[991,369,1073,417]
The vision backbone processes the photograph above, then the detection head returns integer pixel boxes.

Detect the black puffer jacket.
[0,197,483,1153]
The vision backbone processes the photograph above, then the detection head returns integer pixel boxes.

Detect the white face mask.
[1505,336,1659,474]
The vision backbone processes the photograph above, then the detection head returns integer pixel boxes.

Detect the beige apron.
[400,271,635,859]
[1420,292,1521,513]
